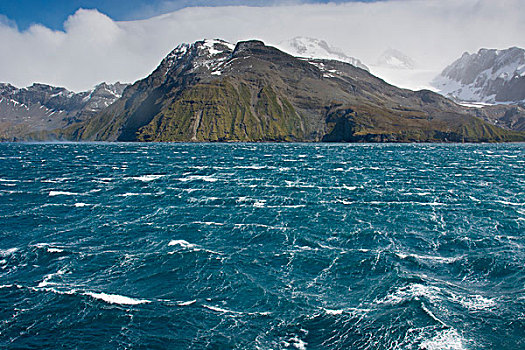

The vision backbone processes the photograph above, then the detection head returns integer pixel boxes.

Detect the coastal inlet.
[0,143,524,349]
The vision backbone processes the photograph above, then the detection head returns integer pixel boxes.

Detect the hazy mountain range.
[277,37,369,72]
[0,39,524,142]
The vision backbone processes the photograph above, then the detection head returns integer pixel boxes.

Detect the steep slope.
[277,37,369,71]
[0,82,128,141]
[470,105,525,132]
[69,39,524,142]
[432,47,525,104]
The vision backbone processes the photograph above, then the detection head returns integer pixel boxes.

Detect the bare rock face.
[432,47,525,104]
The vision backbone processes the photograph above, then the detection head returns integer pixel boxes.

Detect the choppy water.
[0,143,524,349]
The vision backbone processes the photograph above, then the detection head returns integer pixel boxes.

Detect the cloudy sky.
[1,0,524,91]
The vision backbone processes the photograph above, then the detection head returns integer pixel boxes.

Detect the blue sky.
[1,0,380,30]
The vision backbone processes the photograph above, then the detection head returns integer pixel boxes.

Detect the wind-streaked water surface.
[0,143,524,349]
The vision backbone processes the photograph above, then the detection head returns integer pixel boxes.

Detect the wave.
[321,307,371,316]
[202,304,270,316]
[49,191,79,196]
[203,304,243,314]
[118,192,154,197]
[168,240,221,256]
[495,200,524,206]
[131,174,165,182]
[177,175,218,182]
[419,328,469,350]
[376,284,442,305]
[395,252,463,264]
[74,202,89,207]
[452,294,497,311]
[38,268,67,288]
[285,337,307,350]
[87,292,151,305]
[253,200,266,208]
[0,178,19,182]
[191,221,225,226]
[34,243,65,253]
[168,240,196,249]
[0,247,18,257]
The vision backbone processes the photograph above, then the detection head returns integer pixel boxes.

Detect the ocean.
[0,143,523,349]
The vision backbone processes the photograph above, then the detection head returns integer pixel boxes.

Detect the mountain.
[0,82,128,140]
[375,49,416,70]
[277,37,369,71]
[432,47,525,104]
[54,39,523,143]
[1,39,524,142]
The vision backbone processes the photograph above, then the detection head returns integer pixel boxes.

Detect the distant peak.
[375,49,416,69]
[277,36,369,71]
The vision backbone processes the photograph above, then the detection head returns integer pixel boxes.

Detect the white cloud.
[0,0,524,91]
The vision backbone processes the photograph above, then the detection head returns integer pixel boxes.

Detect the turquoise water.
[0,143,524,349]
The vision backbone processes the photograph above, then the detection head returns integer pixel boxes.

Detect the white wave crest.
[288,336,308,350]
[132,174,165,182]
[34,243,64,253]
[377,284,442,305]
[0,247,18,257]
[203,304,242,314]
[396,252,462,264]
[177,175,217,182]
[0,178,19,182]
[168,240,196,249]
[87,292,151,305]
[38,267,67,288]
[324,308,344,315]
[253,200,266,208]
[419,328,468,350]
[49,191,79,196]
[453,294,497,311]
[118,192,153,197]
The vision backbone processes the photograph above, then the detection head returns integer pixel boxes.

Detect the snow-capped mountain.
[277,37,369,71]
[375,49,416,70]
[158,39,236,78]
[367,48,433,91]
[0,82,128,138]
[432,47,525,104]
[2,38,524,141]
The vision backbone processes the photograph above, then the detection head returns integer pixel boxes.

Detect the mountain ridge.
[67,39,524,142]
[0,82,128,140]
[2,39,525,142]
